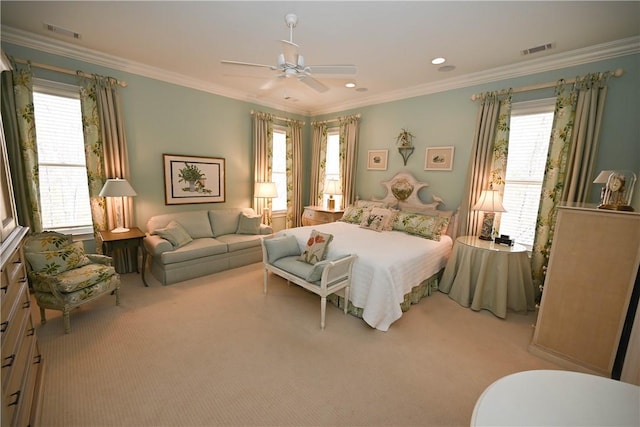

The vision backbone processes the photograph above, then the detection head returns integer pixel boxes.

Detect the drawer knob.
[22,300,31,309]
[8,390,20,406]
[0,285,7,294]
[0,321,8,333]
[2,354,15,368]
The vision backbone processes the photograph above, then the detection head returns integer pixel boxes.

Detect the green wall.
[3,42,639,230]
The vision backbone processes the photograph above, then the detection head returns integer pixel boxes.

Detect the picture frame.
[424,146,455,171]
[163,154,225,204]
[367,149,388,171]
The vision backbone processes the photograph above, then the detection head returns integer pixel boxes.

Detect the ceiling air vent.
[521,43,553,56]
[44,23,81,39]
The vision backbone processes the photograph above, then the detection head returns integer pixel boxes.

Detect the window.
[322,130,342,209]
[271,128,287,212]
[33,80,93,235]
[498,99,555,248]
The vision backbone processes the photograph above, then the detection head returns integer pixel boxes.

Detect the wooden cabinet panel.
[301,206,344,226]
[530,206,640,380]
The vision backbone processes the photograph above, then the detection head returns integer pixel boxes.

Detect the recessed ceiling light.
[345,82,356,88]
[431,57,446,65]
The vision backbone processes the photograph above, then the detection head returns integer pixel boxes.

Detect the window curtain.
[1,65,43,232]
[459,92,512,237]
[286,120,303,228]
[309,122,328,206]
[252,112,273,220]
[338,115,360,207]
[79,75,133,271]
[531,73,611,293]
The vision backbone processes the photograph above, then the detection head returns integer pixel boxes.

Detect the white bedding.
[276,222,453,331]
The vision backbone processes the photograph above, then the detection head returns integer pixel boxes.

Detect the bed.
[274,172,457,331]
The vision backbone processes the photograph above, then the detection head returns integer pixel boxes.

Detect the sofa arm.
[259,224,273,235]
[143,235,173,256]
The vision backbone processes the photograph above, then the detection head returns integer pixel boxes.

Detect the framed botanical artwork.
[424,146,455,171]
[367,149,388,171]
[163,154,225,204]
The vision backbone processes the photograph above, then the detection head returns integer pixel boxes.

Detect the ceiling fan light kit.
[221,13,357,95]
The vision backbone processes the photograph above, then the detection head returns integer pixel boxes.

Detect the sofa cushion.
[264,235,301,264]
[147,211,214,239]
[160,238,228,265]
[30,263,116,293]
[153,220,193,248]
[209,208,256,237]
[216,234,262,252]
[236,213,262,235]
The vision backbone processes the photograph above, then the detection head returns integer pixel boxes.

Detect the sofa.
[144,208,272,285]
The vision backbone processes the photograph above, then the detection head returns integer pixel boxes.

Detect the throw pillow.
[298,230,333,265]
[153,220,193,248]
[339,206,370,224]
[236,213,262,235]
[264,235,301,264]
[392,212,448,241]
[26,244,91,275]
[304,255,349,282]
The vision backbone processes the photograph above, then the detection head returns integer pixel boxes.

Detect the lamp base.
[478,212,495,241]
[110,227,130,233]
[327,197,335,210]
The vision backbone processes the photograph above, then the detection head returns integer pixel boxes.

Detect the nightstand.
[439,235,535,318]
[98,227,148,286]
[301,206,344,226]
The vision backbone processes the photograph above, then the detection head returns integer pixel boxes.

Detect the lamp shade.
[254,182,278,199]
[99,178,137,197]
[472,190,506,213]
[324,180,342,195]
[593,170,615,184]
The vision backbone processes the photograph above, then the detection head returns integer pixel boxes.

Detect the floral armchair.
[23,231,121,334]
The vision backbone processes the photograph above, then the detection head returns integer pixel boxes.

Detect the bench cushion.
[264,235,301,264]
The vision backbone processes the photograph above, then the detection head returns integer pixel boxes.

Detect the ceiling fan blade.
[221,60,275,70]
[307,65,357,75]
[280,40,299,65]
[298,75,329,93]
[259,75,285,92]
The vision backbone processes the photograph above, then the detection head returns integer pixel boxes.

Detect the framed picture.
[424,146,455,171]
[367,149,388,170]
[163,154,225,204]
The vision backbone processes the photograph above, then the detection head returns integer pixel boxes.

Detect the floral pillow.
[26,244,91,275]
[360,207,398,232]
[298,230,333,265]
[392,212,449,241]
[339,206,370,224]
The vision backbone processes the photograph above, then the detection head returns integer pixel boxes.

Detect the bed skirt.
[326,269,444,319]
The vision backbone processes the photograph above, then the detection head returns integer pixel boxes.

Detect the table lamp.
[472,189,506,241]
[593,170,614,206]
[324,180,342,210]
[254,182,278,225]
[99,178,137,233]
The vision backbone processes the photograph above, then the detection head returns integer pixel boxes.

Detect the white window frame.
[271,127,287,213]
[33,78,93,236]
[322,129,342,210]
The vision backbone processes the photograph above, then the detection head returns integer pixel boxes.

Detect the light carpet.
[32,263,562,426]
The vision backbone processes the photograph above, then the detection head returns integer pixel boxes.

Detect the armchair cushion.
[33,274,120,305]
[26,244,91,275]
[29,263,117,293]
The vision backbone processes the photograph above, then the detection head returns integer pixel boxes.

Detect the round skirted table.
[439,235,534,318]
[471,370,640,426]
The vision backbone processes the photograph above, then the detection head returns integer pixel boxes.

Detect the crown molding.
[3,26,638,118]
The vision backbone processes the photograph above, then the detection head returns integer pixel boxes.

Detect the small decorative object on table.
[594,170,636,212]
[396,128,415,165]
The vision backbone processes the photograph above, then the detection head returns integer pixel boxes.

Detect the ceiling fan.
[221,13,357,93]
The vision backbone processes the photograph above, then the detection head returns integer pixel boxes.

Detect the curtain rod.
[250,110,305,125]
[470,68,623,101]
[311,113,361,126]
[12,57,128,87]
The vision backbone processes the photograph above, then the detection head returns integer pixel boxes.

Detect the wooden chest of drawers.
[301,206,344,226]
[1,226,44,427]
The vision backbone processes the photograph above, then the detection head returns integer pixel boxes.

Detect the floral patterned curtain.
[531,73,611,296]
[338,115,360,207]
[310,122,328,206]
[252,112,273,220]
[487,95,512,233]
[2,65,43,232]
[285,120,303,228]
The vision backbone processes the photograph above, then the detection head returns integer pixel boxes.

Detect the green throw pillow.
[26,244,91,275]
[236,213,262,235]
[153,220,193,248]
[264,235,301,264]
[392,212,448,241]
[298,230,333,265]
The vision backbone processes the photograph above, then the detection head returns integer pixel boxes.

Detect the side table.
[439,235,534,318]
[98,227,148,287]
